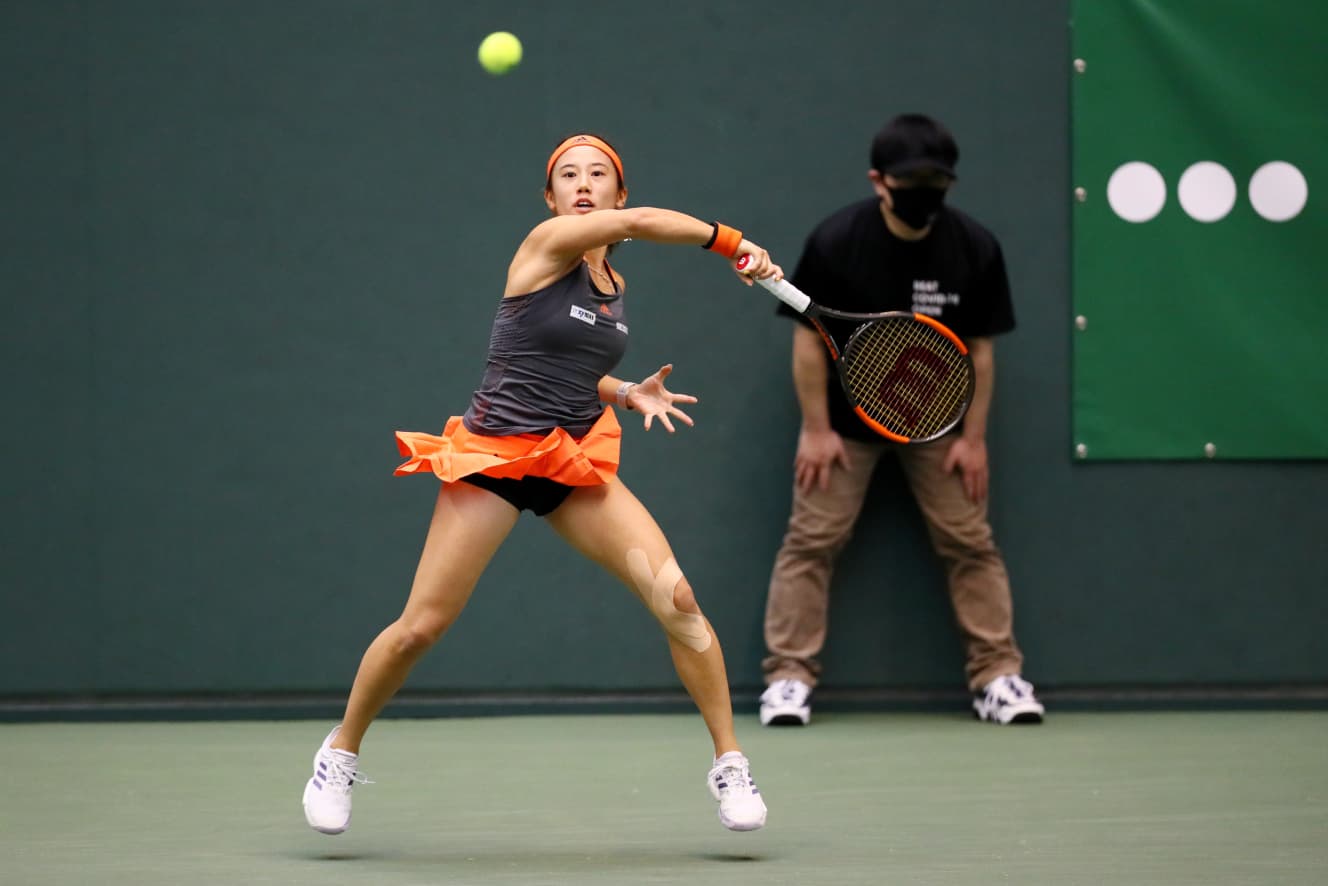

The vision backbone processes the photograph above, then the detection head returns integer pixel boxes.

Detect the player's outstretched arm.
[510,210,781,292]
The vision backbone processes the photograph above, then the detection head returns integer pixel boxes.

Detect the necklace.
[587,262,617,291]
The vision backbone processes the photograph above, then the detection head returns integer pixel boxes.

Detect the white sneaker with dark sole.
[707,751,767,831]
[760,678,812,726]
[302,726,372,834]
[973,674,1045,725]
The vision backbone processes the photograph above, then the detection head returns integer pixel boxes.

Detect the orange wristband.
[703,222,743,258]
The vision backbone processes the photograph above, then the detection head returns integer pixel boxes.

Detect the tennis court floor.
[5,711,1326,885]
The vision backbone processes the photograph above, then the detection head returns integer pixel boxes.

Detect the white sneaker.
[301,726,371,834]
[973,674,1045,725]
[707,751,767,831]
[759,678,812,726]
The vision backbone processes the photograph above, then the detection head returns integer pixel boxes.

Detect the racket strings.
[842,318,973,439]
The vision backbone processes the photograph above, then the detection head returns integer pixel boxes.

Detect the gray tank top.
[462,263,629,437]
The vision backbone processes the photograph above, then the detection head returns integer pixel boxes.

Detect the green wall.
[3,0,1325,702]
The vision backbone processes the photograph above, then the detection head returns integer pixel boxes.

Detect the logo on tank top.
[569,305,596,326]
[598,303,613,315]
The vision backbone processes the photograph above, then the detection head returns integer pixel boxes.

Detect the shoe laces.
[765,679,808,705]
[988,674,1035,702]
[322,751,374,794]
[710,755,756,798]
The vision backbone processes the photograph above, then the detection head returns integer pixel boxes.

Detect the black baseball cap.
[870,114,959,179]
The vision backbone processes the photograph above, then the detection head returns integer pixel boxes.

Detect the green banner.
[1071,0,1327,459]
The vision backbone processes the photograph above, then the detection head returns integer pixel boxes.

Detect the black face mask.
[886,185,947,230]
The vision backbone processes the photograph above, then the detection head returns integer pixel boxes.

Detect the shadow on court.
[280,845,771,873]
[295,848,767,863]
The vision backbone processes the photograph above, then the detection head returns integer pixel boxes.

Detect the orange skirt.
[393,408,622,486]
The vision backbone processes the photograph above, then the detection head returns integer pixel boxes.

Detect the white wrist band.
[616,381,636,409]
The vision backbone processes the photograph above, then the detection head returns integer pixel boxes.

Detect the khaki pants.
[762,434,1024,693]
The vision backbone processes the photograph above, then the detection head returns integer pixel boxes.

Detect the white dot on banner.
[1106,162,1166,223]
[1249,161,1308,222]
[1177,162,1236,222]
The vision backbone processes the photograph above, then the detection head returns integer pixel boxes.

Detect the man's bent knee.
[779,524,856,559]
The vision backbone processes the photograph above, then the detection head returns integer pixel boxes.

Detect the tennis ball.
[478,31,522,76]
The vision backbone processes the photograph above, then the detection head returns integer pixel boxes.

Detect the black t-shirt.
[780,198,1015,441]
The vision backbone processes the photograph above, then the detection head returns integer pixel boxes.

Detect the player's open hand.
[627,364,698,433]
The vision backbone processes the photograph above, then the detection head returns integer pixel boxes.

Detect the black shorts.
[458,473,576,516]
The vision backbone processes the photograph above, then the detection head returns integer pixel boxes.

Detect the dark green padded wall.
[3,0,1324,698]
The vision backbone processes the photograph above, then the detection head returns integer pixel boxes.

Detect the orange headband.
[545,134,624,183]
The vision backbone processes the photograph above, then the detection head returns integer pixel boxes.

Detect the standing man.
[759,114,1044,727]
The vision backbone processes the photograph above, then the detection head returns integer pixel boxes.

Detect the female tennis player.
[302,134,780,835]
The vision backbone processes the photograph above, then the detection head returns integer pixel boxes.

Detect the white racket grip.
[736,255,812,313]
[754,274,811,313]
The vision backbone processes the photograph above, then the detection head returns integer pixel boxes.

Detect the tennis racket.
[737,255,975,443]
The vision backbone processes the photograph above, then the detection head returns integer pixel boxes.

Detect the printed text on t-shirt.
[911,280,960,316]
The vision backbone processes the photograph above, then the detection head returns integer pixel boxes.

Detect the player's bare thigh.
[399,480,520,634]
[545,478,675,582]
[546,479,709,648]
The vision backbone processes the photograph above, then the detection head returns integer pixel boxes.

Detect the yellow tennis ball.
[478,31,522,76]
